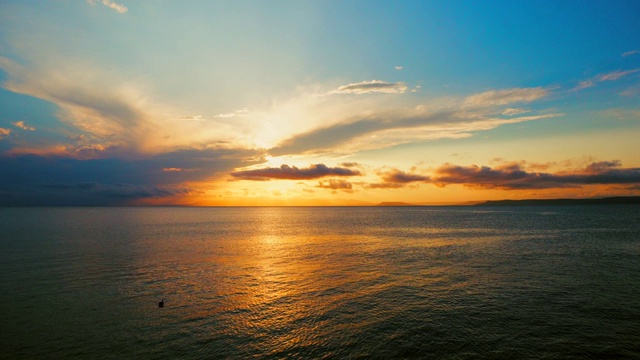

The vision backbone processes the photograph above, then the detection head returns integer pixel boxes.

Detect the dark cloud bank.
[0,148,262,206]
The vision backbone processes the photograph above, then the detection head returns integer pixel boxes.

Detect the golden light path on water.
[127,207,495,357]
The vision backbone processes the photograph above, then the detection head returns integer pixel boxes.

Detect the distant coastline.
[473,196,640,206]
[375,202,416,207]
[372,196,640,207]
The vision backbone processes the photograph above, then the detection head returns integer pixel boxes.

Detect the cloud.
[214,109,250,118]
[574,68,639,91]
[367,182,405,189]
[87,0,128,14]
[231,163,361,181]
[0,147,264,206]
[11,121,35,131]
[463,87,549,107]
[0,57,242,154]
[583,160,621,173]
[269,106,562,156]
[0,57,150,148]
[316,179,353,192]
[395,66,403,70]
[380,169,430,183]
[367,168,430,189]
[329,80,408,95]
[622,50,639,57]
[620,86,640,97]
[102,0,128,13]
[176,115,205,121]
[599,108,640,121]
[270,116,392,156]
[427,161,640,190]
[36,182,189,199]
[598,69,640,81]
[0,128,11,139]
[340,162,361,168]
[0,63,548,159]
[501,108,531,116]
[573,80,595,91]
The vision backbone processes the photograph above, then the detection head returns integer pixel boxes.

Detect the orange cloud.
[12,121,36,131]
[367,168,430,189]
[316,179,354,192]
[429,161,640,189]
[0,128,11,138]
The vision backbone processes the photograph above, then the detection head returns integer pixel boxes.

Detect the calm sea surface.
[1,206,639,359]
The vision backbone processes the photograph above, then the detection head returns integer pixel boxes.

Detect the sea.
[1,206,639,359]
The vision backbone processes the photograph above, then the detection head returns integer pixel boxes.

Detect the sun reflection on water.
[136,206,543,356]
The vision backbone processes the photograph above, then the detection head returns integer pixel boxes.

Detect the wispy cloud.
[0,57,242,155]
[574,80,595,90]
[87,0,128,14]
[0,62,553,159]
[231,164,361,181]
[269,107,562,156]
[0,57,150,149]
[600,108,640,121]
[622,50,639,57]
[103,0,127,13]
[214,109,249,118]
[619,85,640,97]
[463,87,549,107]
[573,68,639,91]
[501,108,531,116]
[176,115,205,121]
[11,121,35,131]
[598,69,640,81]
[329,80,408,95]
[394,66,403,70]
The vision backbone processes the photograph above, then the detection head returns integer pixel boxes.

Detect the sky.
[1,0,639,206]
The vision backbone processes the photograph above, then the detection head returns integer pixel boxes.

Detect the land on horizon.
[376,196,640,207]
[3,196,640,208]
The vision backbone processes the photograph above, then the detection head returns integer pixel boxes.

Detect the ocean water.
[1,206,639,359]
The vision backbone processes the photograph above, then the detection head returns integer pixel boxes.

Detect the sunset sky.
[1,1,639,206]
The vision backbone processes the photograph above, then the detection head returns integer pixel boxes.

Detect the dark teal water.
[1,206,639,359]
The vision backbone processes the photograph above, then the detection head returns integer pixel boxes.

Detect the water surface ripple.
[1,206,639,359]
